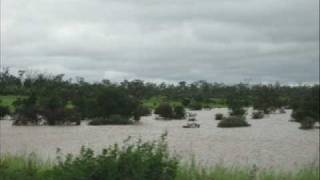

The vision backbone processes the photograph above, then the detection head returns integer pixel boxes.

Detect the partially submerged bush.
[13,94,39,125]
[155,103,186,120]
[89,115,132,125]
[137,105,152,116]
[215,113,224,120]
[299,117,316,130]
[155,103,174,119]
[48,134,179,180]
[217,116,250,128]
[0,105,10,119]
[252,111,264,119]
[133,105,151,121]
[173,105,186,119]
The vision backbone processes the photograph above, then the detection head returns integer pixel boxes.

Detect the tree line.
[0,68,319,128]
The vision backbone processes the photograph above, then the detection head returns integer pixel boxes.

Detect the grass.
[0,95,25,112]
[1,154,318,180]
[176,163,319,180]
[143,96,182,109]
[143,96,228,110]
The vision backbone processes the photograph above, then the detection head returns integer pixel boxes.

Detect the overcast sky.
[1,0,319,84]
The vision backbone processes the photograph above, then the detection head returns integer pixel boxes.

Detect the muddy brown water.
[0,108,319,170]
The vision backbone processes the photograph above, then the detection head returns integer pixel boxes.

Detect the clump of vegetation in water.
[134,105,152,120]
[0,101,10,119]
[227,85,248,117]
[155,103,186,120]
[89,115,133,125]
[219,85,250,127]
[13,92,81,126]
[291,86,319,129]
[173,105,186,119]
[217,116,250,128]
[252,111,264,119]
[215,113,224,120]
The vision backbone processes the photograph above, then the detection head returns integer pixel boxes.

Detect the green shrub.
[188,101,202,110]
[47,135,179,180]
[0,105,10,119]
[155,103,174,119]
[299,117,316,129]
[64,108,81,125]
[173,105,186,119]
[181,98,191,107]
[215,113,224,120]
[217,116,250,128]
[89,115,132,125]
[252,111,264,119]
[136,105,151,117]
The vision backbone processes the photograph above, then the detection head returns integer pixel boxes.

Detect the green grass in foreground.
[0,95,25,112]
[1,135,318,180]
[0,154,318,180]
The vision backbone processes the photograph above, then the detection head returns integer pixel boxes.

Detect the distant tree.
[14,93,39,124]
[95,88,139,119]
[291,85,319,129]
[252,85,283,114]
[227,85,248,117]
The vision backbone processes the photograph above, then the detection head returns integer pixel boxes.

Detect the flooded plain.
[0,108,319,170]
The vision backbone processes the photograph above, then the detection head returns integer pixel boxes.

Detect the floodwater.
[0,108,319,170]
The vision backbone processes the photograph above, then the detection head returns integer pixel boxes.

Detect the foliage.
[291,85,319,129]
[47,134,179,180]
[217,116,250,128]
[252,84,284,114]
[299,117,316,129]
[133,105,151,121]
[173,105,186,119]
[89,115,133,125]
[0,95,23,112]
[95,88,139,119]
[227,85,248,117]
[0,103,10,119]
[215,113,224,120]
[181,98,191,107]
[188,101,202,110]
[176,162,319,180]
[1,146,319,180]
[155,103,186,120]
[155,103,174,119]
[13,93,39,125]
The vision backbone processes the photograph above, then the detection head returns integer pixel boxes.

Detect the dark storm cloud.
[1,0,319,83]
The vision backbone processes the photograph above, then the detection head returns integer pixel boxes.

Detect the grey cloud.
[1,0,319,84]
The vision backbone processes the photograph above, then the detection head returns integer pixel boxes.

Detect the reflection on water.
[1,108,319,170]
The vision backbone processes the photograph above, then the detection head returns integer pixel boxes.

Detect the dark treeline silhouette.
[0,68,319,128]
